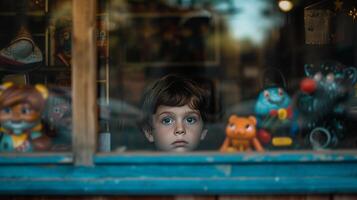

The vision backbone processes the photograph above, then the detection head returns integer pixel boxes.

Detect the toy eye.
[229,123,236,130]
[278,88,284,96]
[313,73,322,81]
[263,90,270,98]
[326,73,334,82]
[54,107,61,113]
[1,107,11,114]
[21,108,31,114]
[245,124,253,131]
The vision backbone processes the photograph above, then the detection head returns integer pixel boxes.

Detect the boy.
[139,74,210,152]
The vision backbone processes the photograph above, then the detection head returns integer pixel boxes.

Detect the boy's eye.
[1,107,11,114]
[185,116,197,124]
[161,117,173,125]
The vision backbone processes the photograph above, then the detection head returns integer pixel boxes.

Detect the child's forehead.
[155,105,200,115]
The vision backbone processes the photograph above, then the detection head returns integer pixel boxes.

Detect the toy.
[255,86,292,117]
[254,85,298,149]
[0,83,51,152]
[43,87,72,151]
[220,115,263,152]
[296,61,357,149]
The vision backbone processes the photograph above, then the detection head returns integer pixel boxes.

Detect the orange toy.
[220,115,264,152]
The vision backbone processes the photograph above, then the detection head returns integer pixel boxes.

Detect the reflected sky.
[226,0,284,45]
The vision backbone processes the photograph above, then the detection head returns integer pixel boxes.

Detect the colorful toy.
[0,83,51,152]
[220,115,263,152]
[254,85,298,149]
[296,61,357,149]
[255,86,291,117]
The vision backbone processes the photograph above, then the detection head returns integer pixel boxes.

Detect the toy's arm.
[252,137,264,152]
[220,138,230,152]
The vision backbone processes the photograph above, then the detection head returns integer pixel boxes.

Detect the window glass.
[0,0,72,152]
[102,0,357,153]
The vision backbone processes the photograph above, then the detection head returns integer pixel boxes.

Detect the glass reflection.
[103,0,357,152]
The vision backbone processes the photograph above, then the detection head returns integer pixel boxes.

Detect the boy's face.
[144,105,207,152]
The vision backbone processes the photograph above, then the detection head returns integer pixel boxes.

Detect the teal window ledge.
[0,151,357,195]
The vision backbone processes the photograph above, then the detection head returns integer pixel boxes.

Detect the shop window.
[0,0,357,195]
[105,0,357,153]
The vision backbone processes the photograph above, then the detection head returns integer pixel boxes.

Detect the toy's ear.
[248,116,257,125]
[0,82,13,95]
[228,114,238,122]
[0,82,13,91]
[344,67,357,85]
[35,84,49,100]
[304,64,315,77]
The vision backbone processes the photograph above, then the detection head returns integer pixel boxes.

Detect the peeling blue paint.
[0,152,357,194]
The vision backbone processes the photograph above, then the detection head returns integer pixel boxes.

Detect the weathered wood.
[219,195,330,200]
[72,0,98,166]
[175,196,216,200]
[333,195,357,200]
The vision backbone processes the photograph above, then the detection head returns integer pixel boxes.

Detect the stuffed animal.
[296,61,357,149]
[0,83,51,152]
[43,87,72,151]
[220,115,263,152]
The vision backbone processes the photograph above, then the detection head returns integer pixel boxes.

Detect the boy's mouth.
[171,140,188,146]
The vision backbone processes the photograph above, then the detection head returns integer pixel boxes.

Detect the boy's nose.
[174,123,186,135]
[174,129,185,135]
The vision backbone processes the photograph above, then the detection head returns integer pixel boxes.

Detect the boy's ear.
[143,129,154,142]
[200,129,208,140]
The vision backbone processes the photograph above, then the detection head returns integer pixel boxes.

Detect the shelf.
[0,11,46,17]
[0,65,70,73]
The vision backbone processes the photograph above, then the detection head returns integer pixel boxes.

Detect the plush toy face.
[0,84,48,135]
[226,115,257,140]
[255,87,291,116]
[0,102,41,135]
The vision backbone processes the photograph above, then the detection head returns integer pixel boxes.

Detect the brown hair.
[139,74,210,132]
[0,85,46,112]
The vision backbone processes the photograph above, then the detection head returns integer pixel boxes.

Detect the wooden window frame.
[0,0,357,195]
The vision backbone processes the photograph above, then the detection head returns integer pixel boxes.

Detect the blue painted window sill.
[1,151,357,195]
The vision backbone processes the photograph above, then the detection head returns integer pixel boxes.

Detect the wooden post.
[72,0,98,166]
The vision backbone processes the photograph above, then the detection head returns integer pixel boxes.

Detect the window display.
[0,0,357,196]
[106,0,357,152]
[0,0,74,152]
